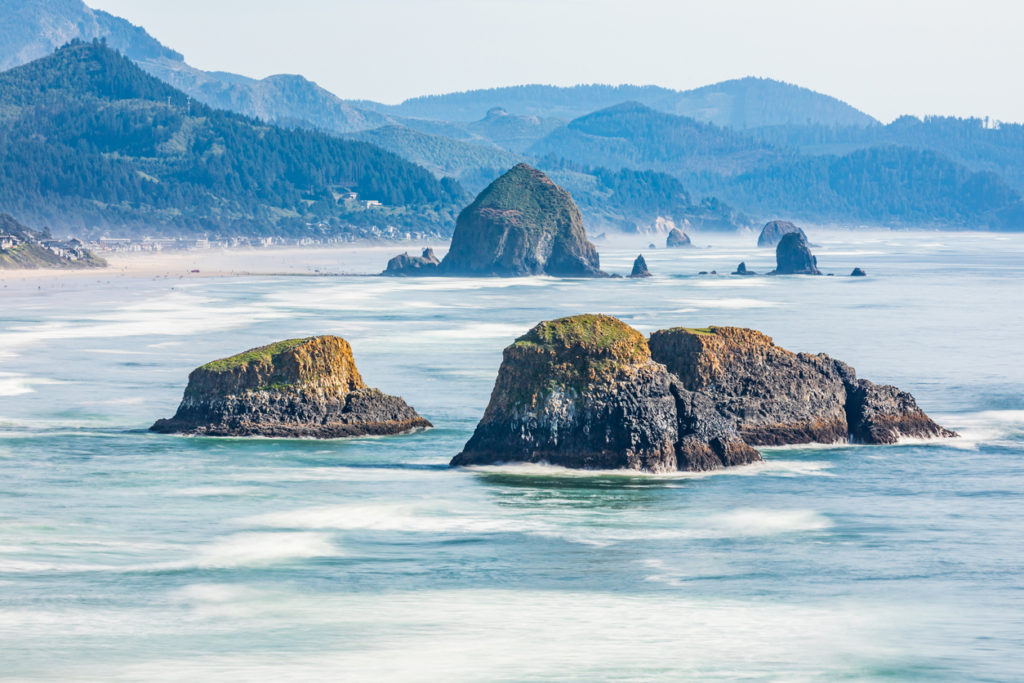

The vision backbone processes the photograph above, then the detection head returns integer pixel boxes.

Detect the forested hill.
[0,40,465,238]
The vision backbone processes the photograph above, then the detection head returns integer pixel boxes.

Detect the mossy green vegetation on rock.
[152,335,430,438]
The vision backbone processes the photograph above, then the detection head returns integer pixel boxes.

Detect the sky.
[87,0,1020,123]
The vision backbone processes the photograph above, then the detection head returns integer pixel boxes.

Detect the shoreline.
[0,243,448,287]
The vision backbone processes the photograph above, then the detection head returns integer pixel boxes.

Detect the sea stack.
[648,326,955,445]
[437,164,606,277]
[383,248,441,276]
[732,262,756,276]
[771,232,821,275]
[151,336,431,438]
[629,254,651,278]
[666,228,692,248]
[757,220,807,248]
[451,315,761,472]
[851,267,867,277]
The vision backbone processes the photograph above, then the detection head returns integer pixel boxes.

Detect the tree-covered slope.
[0,40,465,237]
[530,102,781,176]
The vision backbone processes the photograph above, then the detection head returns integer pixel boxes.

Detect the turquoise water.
[1,230,1023,681]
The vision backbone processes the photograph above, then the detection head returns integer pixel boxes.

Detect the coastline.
[0,242,449,288]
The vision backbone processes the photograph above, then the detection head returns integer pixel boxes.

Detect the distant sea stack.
[666,228,692,248]
[451,315,760,472]
[771,232,821,275]
[383,164,606,277]
[648,326,955,446]
[851,267,867,277]
[732,262,755,276]
[629,254,651,278]
[383,248,441,276]
[757,220,807,248]
[151,336,431,438]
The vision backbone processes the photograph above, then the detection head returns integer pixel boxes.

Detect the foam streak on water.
[1,229,1023,680]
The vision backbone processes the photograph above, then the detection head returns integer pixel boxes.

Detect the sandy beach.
[0,242,449,290]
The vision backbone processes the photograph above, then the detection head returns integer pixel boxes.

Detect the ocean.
[1,229,1022,681]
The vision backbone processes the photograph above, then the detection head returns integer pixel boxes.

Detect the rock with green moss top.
[439,164,607,277]
[648,325,955,445]
[451,314,760,472]
[151,336,431,437]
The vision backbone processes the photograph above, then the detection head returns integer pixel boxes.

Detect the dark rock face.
[845,378,956,444]
[851,267,867,277]
[151,336,431,438]
[451,315,760,472]
[440,164,606,277]
[757,220,807,247]
[649,326,955,446]
[771,232,821,275]
[666,228,692,248]
[382,248,441,276]
[629,254,651,278]
[733,262,756,276]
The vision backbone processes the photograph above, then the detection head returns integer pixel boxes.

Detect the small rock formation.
[151,336,431,438]
[439,163,606,277]
[757,220,807,248]
[629,254,651,278]
[771,232,821,275]
[850,267,867,277]
[732,262,756,276]
[451,315,760,472]
[666,227,692,248]
[648,243,657,249]
[648,326,955,446]
[382,248,441,276]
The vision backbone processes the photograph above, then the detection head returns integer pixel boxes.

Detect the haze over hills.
[0,41,464,237]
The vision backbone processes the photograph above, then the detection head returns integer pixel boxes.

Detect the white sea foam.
[191,532,336,568]
[0,373,64,397]
[673,297,781,309]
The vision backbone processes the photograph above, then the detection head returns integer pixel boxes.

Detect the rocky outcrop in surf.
[648,326,955,446]
[851,267,867,277]
[454,316,955,471]
[757,220,807,248]
[151,336,431,438]
[383,164,606,278]
[771,232,821,275]
[382,248,441,276]
[450,315,761,472]
[733,262,756,276]
[666,227,692,248]
[629,254,651,278]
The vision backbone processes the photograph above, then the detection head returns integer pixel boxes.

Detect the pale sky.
[87,0,1021,123]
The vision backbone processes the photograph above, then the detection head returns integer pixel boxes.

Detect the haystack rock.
[771,232,821,275]
[629,254,651,278]
[151,336,431,438]
[451,315,761,472]
[439,164,606,277]
[648,326,955,446]
[383,248,441,276]
[666,227,692,248]
[757,220,807,247]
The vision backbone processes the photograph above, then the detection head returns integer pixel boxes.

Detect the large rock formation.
[438,164,606,277]
[382,248,441,276]
[666,227,692,248]
[451,315,760,472]
[151,336,431,438]
[757,220,807,247]
[771,232,821,275]
[649,326,955,446]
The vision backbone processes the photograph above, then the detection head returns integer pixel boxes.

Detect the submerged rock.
[757,220,807,248]
[732,262,756,276]
[382,248,441,276]
[666,227,692,248]
[771,232,821,275]
[629,254,651,278]
[648,326,955,446]
[151,336,431,438]
[451,315,760,472]
[440,164,606,277]
[851,267,867,277]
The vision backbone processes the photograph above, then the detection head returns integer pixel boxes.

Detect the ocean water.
[1,229,1022,681]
